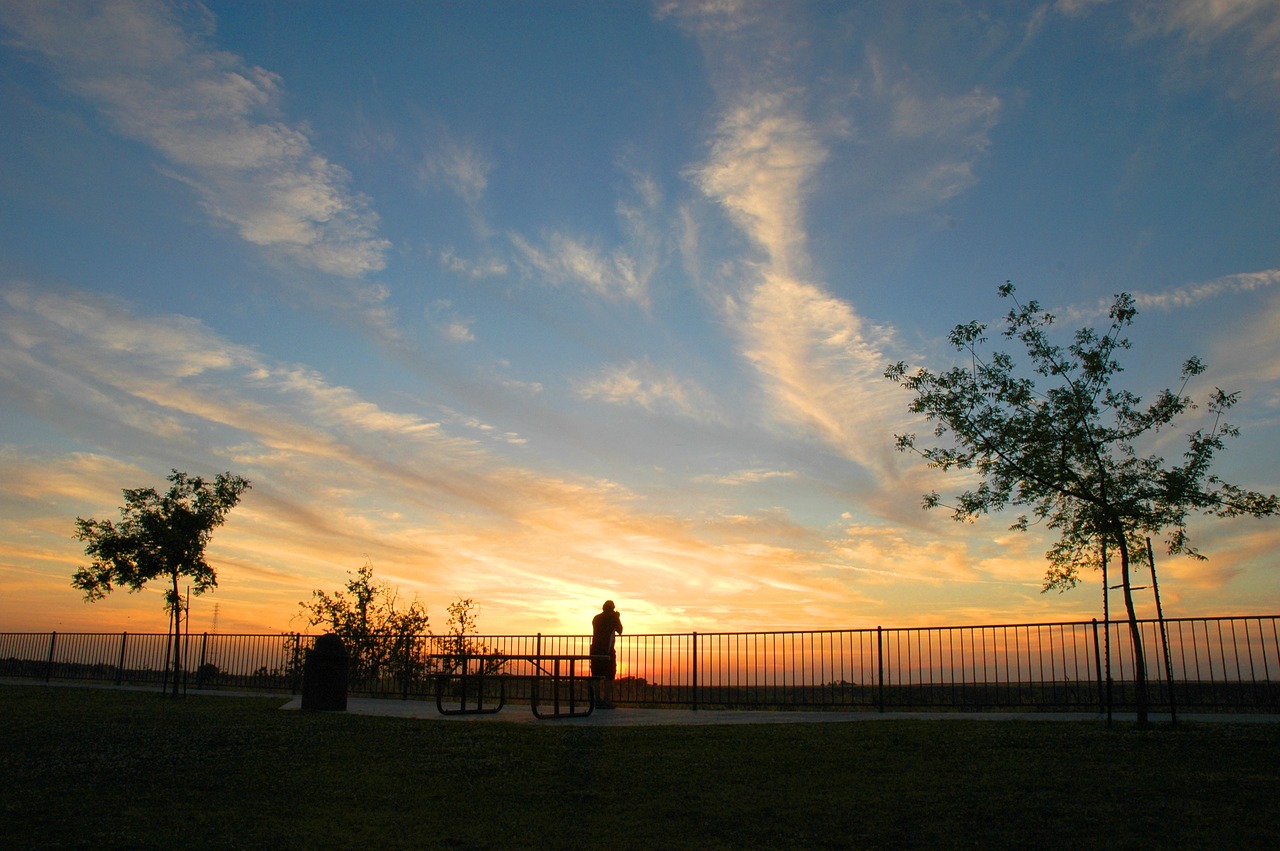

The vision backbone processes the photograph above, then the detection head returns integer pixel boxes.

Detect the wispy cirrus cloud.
[1080,0,1280,108]
[0,284,456,465]
[510,165,666,306]
[1203,290,1280,407]
[511,231,649,304]
[692,91,827,276]
[1147,0,1280,60]
[425,300,476,344]
[1061,269,1280,322]
[418,134,493,209]
[869,54,1003,213]
[1135,269,1280,310]
[0,0,390,279]
[734,273,904,470]
[414,125,502,249]
[575,359,718,421]
[0,283,890,633]
[697,468,799,486]
[438,248,509,280]
[674,4,939,473]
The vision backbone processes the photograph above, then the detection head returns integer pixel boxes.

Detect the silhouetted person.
[590,600,623,708]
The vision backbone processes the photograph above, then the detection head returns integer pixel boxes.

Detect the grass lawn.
[3,684,1278,849]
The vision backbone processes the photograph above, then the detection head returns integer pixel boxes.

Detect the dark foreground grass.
[3,685,1278,850]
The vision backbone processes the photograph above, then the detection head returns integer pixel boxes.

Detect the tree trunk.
[1117,536,1148,725]
[170,572,182,698]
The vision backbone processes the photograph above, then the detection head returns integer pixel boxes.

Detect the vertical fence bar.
[1270,618,1280,685]
[1243,619,1261,707]
[116,632,128,686]
[1147,538,1176,723]
[195,633,208,689]
[400,633,412,700]
[290,633,303,694]
[876,626,884,712]
[44,632,57,682]
[1104,616,1113,722]
[1091,619,1103,714]
[1230,619,1244,686]
[1172,620,1190,707]
[691,631,698,711]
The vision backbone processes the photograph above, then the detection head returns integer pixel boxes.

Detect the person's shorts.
[591,653,616,679]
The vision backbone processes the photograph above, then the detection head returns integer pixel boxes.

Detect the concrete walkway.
[8,681,1274,726]
[278,695,1278,727]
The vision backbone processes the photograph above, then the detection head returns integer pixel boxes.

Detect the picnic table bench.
[426,652,602,718]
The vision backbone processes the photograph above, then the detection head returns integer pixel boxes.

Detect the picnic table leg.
[432,654,506,715]
[530,654,595,719]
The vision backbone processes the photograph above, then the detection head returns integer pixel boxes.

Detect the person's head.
[602,600,615,612]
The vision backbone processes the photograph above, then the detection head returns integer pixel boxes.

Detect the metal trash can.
[301,633,348,711]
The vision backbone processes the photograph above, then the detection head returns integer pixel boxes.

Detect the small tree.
[74,469,251,696]
[885,283,1277,723]
[441,597,502,675]
[298,561,431,691]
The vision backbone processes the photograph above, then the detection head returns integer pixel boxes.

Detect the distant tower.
[211,603,220,634]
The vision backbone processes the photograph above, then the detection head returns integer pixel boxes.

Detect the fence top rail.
[1160,615,1280,624]
[2,614,1276,643]
[0,632,307,639]
[425,652,601,661]
[613,614,1279,638]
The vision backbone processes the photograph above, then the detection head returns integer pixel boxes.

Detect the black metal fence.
[3,615,1277,713]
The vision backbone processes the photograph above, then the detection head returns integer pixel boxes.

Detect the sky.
[1,0,1278,638]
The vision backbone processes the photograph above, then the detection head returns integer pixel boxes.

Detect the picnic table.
[426,652,601,718]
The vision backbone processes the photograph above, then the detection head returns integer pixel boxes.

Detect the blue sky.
[2,0,1278,636]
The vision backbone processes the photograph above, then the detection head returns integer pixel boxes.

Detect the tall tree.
[885,283,1277,723]
[74,469,251,696]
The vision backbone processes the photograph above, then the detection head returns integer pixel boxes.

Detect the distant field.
[4,684,1278,849]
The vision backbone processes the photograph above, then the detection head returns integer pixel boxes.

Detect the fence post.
[162,606,174,696]
[45,631,57,682]
[400,632,413,701]
[1101,541,1113,725]
[1091,619,1103,714]
[1147,537,1177,725]
[116,632,128,686]
[181,592,191,697]
[196,633,209,689]
[290,633,303,694]
[691,631,699,711]
[876,626,884,713]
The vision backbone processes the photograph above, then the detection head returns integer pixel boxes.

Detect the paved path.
[278,696,1278,727]
[8,681,1275,726]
